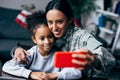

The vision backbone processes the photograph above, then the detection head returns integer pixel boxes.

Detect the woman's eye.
[47,21,52,25]
[57,21,63,24]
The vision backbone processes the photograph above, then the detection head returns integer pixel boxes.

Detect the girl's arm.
[2,59,32,78]
[30,72,49,80]
[2,47,35,78]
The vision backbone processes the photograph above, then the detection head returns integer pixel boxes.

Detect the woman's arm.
[92,46,116,76]
[72,32,116,78]
[11,47,30,63]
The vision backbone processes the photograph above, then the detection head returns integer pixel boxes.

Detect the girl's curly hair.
[26,10,47,35]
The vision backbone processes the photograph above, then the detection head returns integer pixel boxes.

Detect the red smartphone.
[54,51,86,68]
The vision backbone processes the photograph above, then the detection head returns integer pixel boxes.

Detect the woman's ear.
[32,36,37,44]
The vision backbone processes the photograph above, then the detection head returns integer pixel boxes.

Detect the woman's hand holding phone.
[72,49,95,70]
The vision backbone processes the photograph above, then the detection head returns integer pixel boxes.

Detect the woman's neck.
[61,25,74,39]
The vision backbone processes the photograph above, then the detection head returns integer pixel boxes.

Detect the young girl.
[2,11,81,80]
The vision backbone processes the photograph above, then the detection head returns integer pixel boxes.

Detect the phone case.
[54,51,86,68]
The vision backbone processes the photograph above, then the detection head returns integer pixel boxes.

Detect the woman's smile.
[53,29,62,36]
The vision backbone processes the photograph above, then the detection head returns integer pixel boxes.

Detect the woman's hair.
[45,0,73,20]
[26,11,47,36]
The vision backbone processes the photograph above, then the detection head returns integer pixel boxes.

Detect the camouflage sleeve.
[82,33,116,78]
[92,46,116,78]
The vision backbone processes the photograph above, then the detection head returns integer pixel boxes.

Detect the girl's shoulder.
[27,45,38,55]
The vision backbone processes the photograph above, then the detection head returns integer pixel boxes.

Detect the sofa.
[0,7,34,65]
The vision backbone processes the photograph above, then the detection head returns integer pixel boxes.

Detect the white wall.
[85,0,104,26]
[0,0,50,10]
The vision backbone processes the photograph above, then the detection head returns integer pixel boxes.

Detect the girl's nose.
[44,38,49,43]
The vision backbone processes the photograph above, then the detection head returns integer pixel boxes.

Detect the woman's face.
[46,9,71,38]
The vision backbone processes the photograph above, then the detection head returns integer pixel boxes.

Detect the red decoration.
[15,10,31,29]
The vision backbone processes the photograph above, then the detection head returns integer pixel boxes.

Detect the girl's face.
[46,9,72,38]
[32,25,54,56]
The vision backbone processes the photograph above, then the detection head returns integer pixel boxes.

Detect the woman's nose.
[52,23,58,30]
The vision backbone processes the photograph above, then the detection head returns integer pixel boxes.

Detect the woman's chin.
[54,34,62,38]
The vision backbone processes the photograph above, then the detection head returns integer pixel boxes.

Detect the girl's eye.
[39,37,44,41]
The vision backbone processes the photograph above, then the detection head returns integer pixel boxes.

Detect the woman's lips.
[54,30,61,35]
[54,32,61,35]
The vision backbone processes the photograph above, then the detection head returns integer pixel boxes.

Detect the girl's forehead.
[35,26,51,35]
[36,24,48,29]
